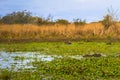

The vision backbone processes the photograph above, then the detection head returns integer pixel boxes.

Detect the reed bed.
[0,22,120,42]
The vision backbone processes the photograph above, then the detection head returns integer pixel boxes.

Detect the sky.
[0,0,120,22]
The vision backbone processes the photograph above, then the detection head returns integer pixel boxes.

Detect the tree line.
[0,11,86,25]
[0,9,119,30]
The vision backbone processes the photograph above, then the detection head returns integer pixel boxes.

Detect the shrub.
[56,19,69,25]
[73,18,86,26]
[100,14,115,30]
[1,11,32,24]
[100,7,119,30]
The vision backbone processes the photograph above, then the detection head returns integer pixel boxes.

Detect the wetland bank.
[0,41,120,80]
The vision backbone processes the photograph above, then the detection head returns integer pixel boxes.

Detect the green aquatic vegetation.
[0,57,120,80]
[0,69,11,80]
[30,57,120,80]
[0,41,120,56]
[0,41,120,79]
[14,56,25,61]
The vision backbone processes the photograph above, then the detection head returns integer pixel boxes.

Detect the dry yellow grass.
[0,22,120,41]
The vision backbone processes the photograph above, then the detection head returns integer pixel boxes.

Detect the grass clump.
[0,69,11,80]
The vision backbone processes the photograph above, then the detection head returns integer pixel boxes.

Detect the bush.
[30,17,43,25]
[56,19,69,25]
[73,18,86,26]
[1,11,32,24]
[0,11,55,25]
[100,14,115,30]
[0,17,2,24]
[100,7,118,30]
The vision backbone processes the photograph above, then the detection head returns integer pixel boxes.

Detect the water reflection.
[0,52,55,71]
[0,51,106,71]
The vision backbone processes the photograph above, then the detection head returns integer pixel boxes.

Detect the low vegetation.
[1,57,120,80]
[0,42,120,80]
[0,41,120,56]
[0,23,120,42]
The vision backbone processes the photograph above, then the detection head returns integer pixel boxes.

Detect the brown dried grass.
[0,22,120,41]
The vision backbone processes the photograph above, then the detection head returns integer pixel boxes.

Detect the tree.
[100,7,119,30]
[56,19,69,25]
[1,11,32,24]
[73,18,86,26]
[0,15,2,24]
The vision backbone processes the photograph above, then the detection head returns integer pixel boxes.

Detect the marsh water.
[0,51,86,71]
[0,52,62,71]
[0,51,106,71]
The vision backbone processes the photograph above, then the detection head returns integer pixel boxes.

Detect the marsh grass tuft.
[0,70,11,80]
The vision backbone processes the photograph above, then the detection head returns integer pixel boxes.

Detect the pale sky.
[0,0,120,22]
